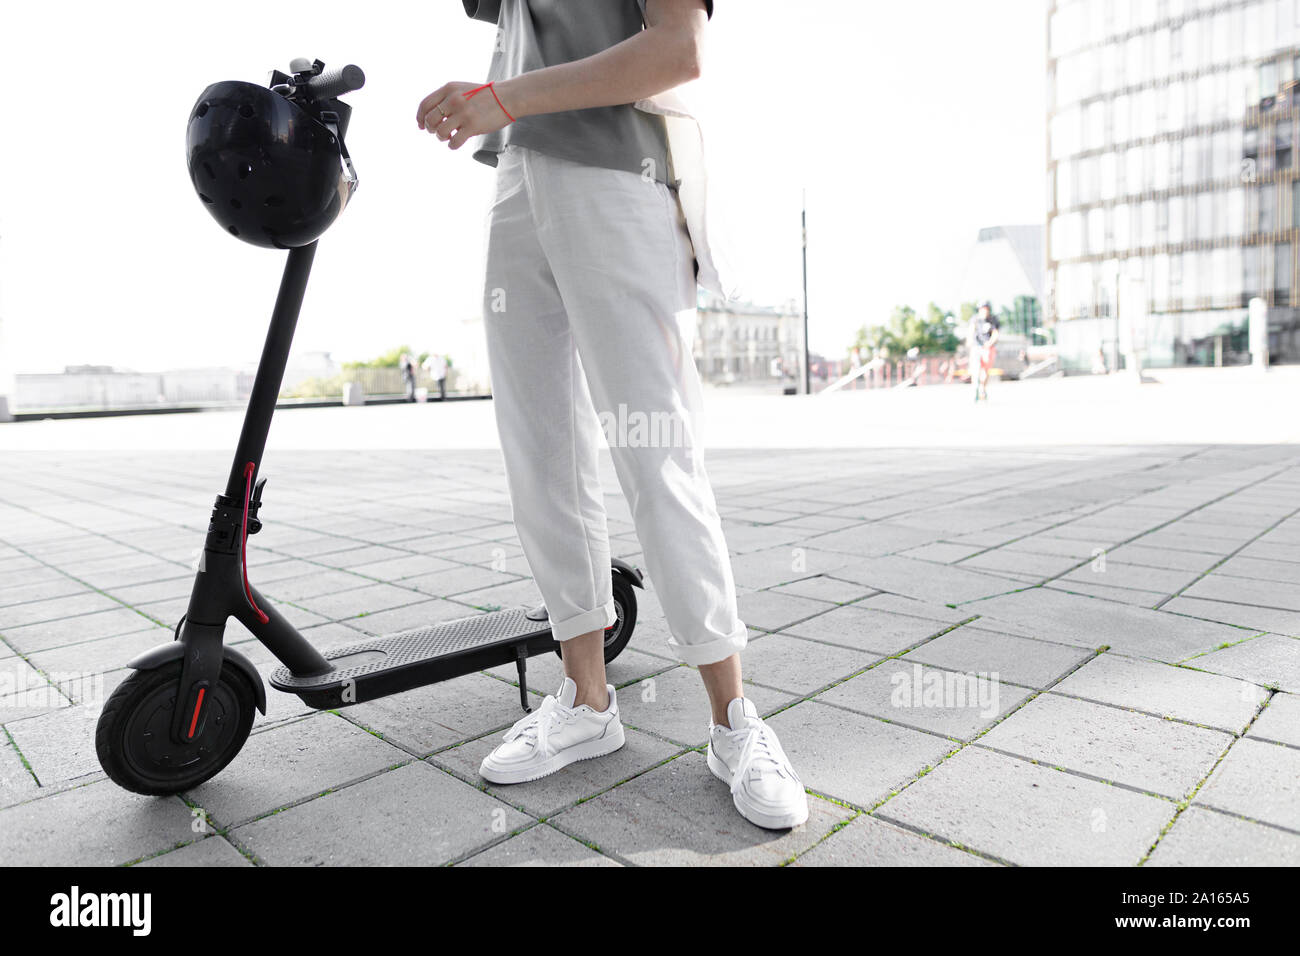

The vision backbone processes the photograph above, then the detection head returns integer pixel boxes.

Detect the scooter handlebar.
[303,63,365,99]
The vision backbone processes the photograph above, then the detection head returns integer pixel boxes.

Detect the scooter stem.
[225,241,318,497]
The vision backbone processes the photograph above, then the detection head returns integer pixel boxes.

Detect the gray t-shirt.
[461,0,713,186]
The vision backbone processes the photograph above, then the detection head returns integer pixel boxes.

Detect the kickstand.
[515,645,531,713]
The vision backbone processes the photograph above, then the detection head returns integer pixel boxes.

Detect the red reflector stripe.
[187,687,206,739]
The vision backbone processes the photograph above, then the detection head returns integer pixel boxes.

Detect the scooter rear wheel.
[554,571,638,663]
[95,659,257,796]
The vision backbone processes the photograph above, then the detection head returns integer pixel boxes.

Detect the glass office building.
[1047,0,1300,368]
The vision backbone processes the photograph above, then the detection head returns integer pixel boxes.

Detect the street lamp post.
[801,191,810,395]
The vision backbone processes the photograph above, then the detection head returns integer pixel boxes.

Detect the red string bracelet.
[464,81,515,123]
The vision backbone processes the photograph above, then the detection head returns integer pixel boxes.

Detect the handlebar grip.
[304,64,365,99]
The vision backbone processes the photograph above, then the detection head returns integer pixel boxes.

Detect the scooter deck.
[268,607,554,709]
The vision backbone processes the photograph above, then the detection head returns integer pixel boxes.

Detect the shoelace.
[502,695,575,753]
[723,721,798,786]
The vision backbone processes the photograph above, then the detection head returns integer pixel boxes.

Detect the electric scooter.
[94,58,643,796]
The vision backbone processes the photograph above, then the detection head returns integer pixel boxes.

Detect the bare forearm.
[416,0,707,148]
[496,11,704,119]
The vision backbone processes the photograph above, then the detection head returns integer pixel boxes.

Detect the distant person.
[969,301,1000,402]
[424,353,448,401]
[400,351,417,402]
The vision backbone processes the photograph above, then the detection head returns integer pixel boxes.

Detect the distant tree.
[342,346,413,370]
[848,302,961,359]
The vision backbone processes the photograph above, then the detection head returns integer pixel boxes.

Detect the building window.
[1197,192,1214,241]
[1261,60,1279,100]
[1115,202,1131,251]
[1245,245,1262,298]
[1227,188,1245,239]
[1260,185,1276,235]
[1278,243,1294,300]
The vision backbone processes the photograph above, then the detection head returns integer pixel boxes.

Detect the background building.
[693,292,805,385]
[1046,0,1299,370]
[957,224,1048,345]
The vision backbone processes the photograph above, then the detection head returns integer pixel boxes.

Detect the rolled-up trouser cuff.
[550,601,617,643]
[666,621,749,667]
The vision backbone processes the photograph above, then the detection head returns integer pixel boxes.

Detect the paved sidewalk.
[1,443,1298,866]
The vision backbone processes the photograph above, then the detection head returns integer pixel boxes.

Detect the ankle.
[573,684,610,712]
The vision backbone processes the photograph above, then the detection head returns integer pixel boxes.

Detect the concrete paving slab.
[766,700,954,808]
[733,632,880,695]
[230,761,531,866]
[1052,653,1267,733]
[551,756,853,866]
[456,823,621,866]
[903,625,1094,689]
[829,555,1024,604]
[1194,737,1300,831]
[969,587,1245,661]
[135,835,254,867]
[877,746,1173,866]
[0,781,196,866]
[783,604,957,655]
[1145,806,1300,866]
[816,658,1032,741]
[185,713,408,827]
[1245,691,1300,747]
[791,814,997,866]
[977,693,1232,799]
[1188,633,1300,692]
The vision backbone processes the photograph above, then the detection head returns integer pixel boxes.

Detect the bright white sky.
[0,1,1046,376]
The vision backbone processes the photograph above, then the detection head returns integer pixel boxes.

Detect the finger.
[416,86,451,128]
[420,107,447,133]
[449,127,474,150]
[425,100,460,135]
[436,115,461,142]
[416,85,453,128]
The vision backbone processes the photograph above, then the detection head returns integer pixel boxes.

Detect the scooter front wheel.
[95,659,257,796]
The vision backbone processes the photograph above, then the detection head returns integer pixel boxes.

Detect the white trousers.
[482,145,747,667]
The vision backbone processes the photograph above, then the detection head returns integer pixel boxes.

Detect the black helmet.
[185,70,359,249]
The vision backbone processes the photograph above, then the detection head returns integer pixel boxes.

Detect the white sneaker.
[479,677,624,784]
[707,697,809,829]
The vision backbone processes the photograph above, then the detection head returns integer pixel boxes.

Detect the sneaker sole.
[707,746,809,830]
[480,721,625,785]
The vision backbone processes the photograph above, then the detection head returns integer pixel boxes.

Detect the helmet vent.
[196,102,210,117]
[228,225,240,237]
[198,193,213,204]
[239,103,255,119]
[230,198,242,209]
[202,162,216,180]
[238,162,253,179]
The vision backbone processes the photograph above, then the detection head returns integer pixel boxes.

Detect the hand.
[415,81,516,150]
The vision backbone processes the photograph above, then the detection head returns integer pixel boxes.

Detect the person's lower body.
[436,377,446,401]
[474,145,806,828]
[979,346,995,400]
[973,345,994,400]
